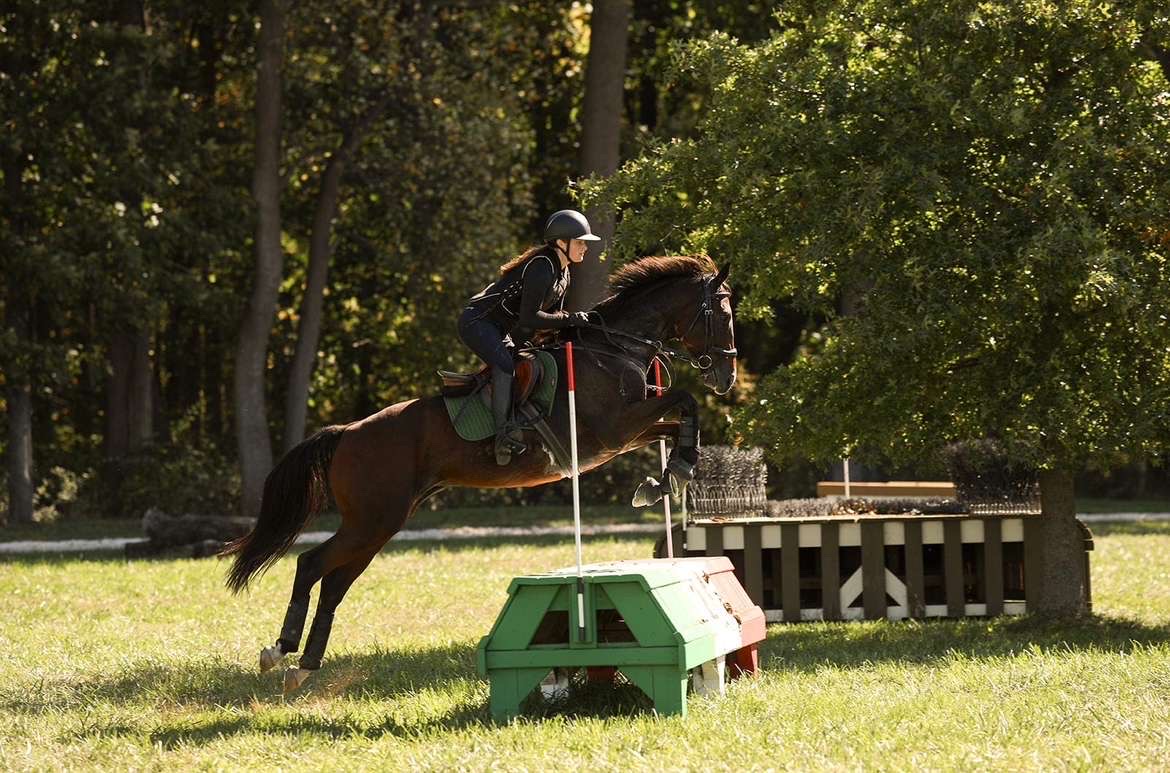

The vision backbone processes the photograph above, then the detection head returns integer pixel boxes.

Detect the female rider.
[458,209,600,465]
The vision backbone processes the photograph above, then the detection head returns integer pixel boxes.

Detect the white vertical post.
[843,457,852,499]
[565,342,586,641]
[655,359,673,558]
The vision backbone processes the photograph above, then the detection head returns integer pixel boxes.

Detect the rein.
[524,273,736,397]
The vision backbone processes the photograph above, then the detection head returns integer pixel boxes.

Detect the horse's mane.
[594,254,717,313]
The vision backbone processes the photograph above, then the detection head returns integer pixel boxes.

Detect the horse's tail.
[221,425,347,594]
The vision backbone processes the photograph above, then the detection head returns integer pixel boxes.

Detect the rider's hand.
[568,311,592,327]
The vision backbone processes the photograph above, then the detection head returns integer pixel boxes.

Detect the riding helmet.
[543,209,601,242]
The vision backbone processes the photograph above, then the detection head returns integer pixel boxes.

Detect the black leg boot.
[491,367,525,465]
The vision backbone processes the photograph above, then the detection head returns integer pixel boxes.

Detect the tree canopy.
[588,0,1170,472]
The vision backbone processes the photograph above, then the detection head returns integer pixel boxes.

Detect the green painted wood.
[622,665,690,718]
[487,583,559,651]
[604,581,676,647]
[944,520,964,616]
[781,522,800,621]
[488,667,549,722]
[485,647,680,669]
[479,559,756,720]
[861,521,886,620]
[904,520,925,618]
[821,523,841,620]
[743,525,764,606]
[985,518,1004,616]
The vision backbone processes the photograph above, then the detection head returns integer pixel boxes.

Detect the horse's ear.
[714,263,730,287]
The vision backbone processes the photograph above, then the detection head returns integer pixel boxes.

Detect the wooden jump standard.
[682,513,1093,622]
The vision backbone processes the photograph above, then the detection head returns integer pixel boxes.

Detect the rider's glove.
[568,311,592,327]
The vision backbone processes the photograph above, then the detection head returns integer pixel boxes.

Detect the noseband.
[673,275,738,371]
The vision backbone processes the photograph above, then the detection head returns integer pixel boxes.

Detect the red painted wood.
[565,341,576,391]
[728,644,759,677]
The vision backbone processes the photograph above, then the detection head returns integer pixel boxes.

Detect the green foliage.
[73,442,241,519]
[943,438,1039,505]
[587,0,1170,472]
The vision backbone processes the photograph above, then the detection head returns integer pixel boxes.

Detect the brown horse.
[221,254,737,692]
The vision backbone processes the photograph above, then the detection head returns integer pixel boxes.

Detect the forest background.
[2,0,1168,528]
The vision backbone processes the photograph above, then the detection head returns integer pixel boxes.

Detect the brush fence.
[684,514,1092,622]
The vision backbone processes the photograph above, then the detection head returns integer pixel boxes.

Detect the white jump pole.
[843,457,852,499]
[565,341,586,642]
[655,359,673,557]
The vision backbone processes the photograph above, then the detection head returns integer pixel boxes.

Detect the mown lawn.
[2,522,1169,771]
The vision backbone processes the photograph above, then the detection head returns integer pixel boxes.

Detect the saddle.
[437,350,572,476]
[437,352,543,408]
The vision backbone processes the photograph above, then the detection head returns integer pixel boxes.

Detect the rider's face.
[561,239,589,263]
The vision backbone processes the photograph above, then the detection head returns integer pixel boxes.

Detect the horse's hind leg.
[283,547,380,694]
[258,538,337,673]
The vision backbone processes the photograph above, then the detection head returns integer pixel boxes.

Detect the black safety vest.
[464,252,570,332]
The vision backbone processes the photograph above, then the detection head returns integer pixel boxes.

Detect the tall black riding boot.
[492,367,526,465]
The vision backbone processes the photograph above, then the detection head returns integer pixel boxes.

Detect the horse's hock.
[674,446,1092,621]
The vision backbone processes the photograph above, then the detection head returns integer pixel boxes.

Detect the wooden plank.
[1024,517,1044,612]
[743,525,764,607]
[705,524,723,558]
[944,520,964,617]
[861,521,886,620]
[781,522,800,622]
[768,544,782,613]
[904,520,925,618]
[984,518,1004,616]
[816,481,956,498]
[821,523,841,620]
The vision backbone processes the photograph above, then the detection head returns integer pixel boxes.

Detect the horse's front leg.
[608,390,700,507]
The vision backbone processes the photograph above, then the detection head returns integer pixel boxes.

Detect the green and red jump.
[476,556,765,720]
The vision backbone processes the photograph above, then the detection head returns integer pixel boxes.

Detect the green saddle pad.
[443,350,558,442]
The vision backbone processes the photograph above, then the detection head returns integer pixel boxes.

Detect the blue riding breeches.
[457,307,514,375]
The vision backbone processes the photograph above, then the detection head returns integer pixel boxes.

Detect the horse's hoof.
[283,667,312,695]
[260,645,286,673]
[631,476,663,508]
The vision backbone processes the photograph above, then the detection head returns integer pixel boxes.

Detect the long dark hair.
[498,243,552,275]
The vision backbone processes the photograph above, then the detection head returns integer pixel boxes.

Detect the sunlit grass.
[2,524,1169,770]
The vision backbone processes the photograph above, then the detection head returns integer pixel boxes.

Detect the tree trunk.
[5,288,35,526]
[4,149,34,526]
[567,0,630,312]
[235,0,286,516]
[1033,469,1091,617]
[106,328,153,457]
[283,154,344,452]
[283,96,390,452]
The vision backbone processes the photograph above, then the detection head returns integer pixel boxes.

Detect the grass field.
[2,520,1169,771]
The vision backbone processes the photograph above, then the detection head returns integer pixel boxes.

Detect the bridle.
[674,274,738,371]
[578,273,738,379]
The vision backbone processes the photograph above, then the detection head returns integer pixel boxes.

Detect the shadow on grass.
[760,611,1170,672]
[2,641,482,714]
[15,610,1170,744]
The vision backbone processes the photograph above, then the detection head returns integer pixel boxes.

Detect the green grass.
[1075,497,1170,514]
[2,521,1170,770]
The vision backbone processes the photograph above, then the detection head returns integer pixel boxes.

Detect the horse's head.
[676,263,737,396]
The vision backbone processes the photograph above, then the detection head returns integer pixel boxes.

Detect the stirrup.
[494,426,527,465]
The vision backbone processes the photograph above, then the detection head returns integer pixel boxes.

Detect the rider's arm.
[516,257,573,329]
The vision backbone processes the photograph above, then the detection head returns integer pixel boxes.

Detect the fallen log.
[126,508,256,559]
